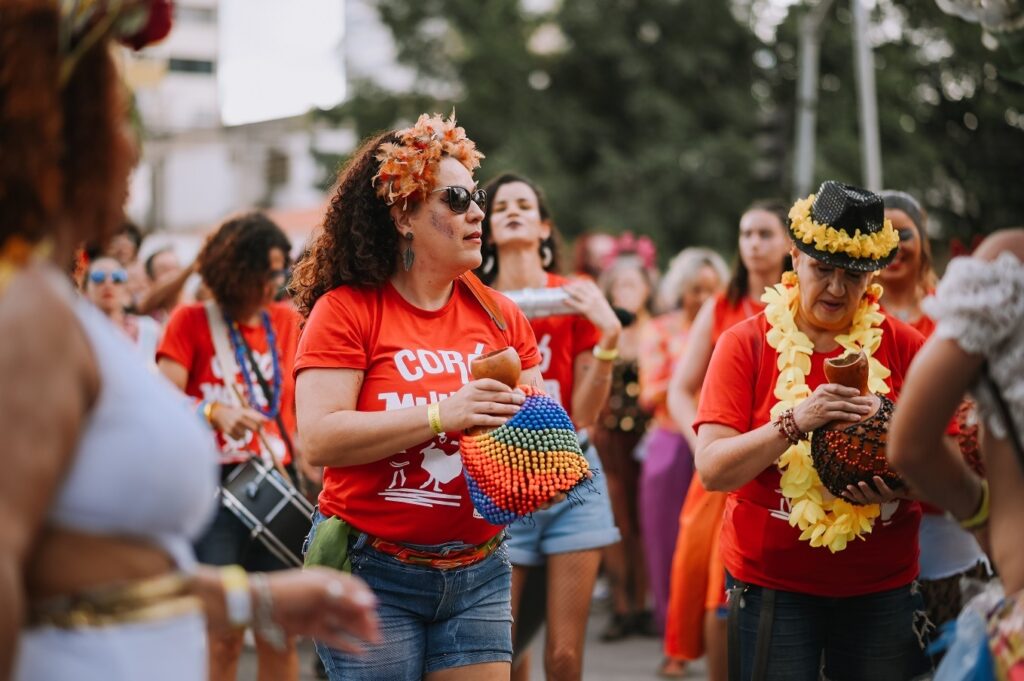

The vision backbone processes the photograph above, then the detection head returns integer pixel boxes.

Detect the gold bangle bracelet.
[592,345,619,362]
[427,402,444,435]
[959,479,990,530]
[203,401,219,426]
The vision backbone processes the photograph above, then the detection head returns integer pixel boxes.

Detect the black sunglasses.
[897,228,916,242]
[431,186,486,214]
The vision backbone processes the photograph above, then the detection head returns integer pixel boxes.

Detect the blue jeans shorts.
[725,572,931,681]
[505,442,621,566]
[304,510,513,681]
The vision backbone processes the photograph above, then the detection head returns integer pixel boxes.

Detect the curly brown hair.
[198,212,291,319]
[291,131,402,318]
[0,0,132,255]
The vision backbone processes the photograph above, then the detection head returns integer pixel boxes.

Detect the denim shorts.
[725,572,931,681]
[505,442,621,566]
[305,510,513,680]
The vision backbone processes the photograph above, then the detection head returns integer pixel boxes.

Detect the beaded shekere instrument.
[810,351,904,502]
[460,347,592,524]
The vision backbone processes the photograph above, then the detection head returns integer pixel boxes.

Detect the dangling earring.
[402,232,415,271]
[540,243,553,269]
[481,254,495,276]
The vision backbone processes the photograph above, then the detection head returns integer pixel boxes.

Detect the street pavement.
[240,605,710,680]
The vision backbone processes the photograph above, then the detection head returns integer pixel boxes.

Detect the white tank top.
[48,277,218,569]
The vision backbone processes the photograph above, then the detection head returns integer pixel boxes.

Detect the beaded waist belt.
[28,573,199,629]
[369,532,503,570]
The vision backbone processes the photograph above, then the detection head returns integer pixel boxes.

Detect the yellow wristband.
[427,402,444,435]
[592,345,620,362]
[219,564,252,628]
[959,479,990,530]
[203,401,220,426]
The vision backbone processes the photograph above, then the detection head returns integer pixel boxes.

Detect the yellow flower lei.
[789,195,899,261]
[762,271,890,553]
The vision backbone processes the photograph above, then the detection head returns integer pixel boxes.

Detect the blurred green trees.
[319,0,1024,258]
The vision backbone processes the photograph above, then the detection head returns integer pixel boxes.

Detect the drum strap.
[204,301,292,483]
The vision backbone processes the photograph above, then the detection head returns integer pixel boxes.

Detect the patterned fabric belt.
[28,573,200,629]
[369,532,504,570]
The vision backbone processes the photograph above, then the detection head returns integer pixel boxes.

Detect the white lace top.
[923,252,1024,440]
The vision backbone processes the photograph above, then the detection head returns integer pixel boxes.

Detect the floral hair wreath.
[789,195,899,261]
[60,0,174,85]
[373,113,484,209]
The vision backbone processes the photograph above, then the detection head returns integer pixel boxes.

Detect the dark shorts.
[193,504,289,572]
[306,511,513,680]
[726,573,930,681]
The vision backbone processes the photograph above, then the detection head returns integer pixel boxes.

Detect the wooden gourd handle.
[469,347,522,388]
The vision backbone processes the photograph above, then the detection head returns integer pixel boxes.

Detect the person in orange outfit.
[662,201,790,680]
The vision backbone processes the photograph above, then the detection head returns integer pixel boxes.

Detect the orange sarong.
[663,475,728,661]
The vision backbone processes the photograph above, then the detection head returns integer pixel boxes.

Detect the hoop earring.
[402,232,415,271]
[540,243,553,269]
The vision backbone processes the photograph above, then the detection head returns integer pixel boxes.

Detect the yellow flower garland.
[762,271,890,553]
[789,195,899,261]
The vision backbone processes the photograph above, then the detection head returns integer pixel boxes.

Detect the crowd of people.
[3,2,1024,681]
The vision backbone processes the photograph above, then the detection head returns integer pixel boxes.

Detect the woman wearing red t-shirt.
[158,212,304,681]
[291,115,544,681]
[694,182,929,681]
[479,172,621,681]
[662,200,790,680]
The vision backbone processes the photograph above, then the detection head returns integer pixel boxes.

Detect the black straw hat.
[788,181,899,272]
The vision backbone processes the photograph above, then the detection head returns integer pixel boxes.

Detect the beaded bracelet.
[773,408,806,445]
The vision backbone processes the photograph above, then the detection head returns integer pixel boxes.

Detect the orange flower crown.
[373,113,484,209]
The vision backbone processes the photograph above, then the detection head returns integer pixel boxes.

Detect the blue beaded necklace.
[226,311,282,419]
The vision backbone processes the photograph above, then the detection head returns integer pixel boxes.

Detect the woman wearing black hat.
[692,181,930,680]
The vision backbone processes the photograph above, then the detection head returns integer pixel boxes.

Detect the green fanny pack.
[303,515,353,573]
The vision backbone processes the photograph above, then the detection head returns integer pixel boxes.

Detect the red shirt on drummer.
[158,299,299,465]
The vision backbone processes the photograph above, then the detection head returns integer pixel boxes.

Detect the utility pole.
[851,0,883,190]
[793,0,834,197]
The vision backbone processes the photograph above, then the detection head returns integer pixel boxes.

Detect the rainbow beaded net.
[461,385,592,525]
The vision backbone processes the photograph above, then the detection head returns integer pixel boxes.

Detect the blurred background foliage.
[317,0,1024,260]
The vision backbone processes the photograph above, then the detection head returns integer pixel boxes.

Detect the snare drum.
[220,458,313,568]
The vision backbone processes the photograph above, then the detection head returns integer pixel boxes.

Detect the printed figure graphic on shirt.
[203,348,286,461]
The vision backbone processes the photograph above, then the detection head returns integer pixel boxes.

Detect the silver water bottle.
[503,287,580,319]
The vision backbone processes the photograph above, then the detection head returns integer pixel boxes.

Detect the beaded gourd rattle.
[810,351,904,502]
[460,347,592,525]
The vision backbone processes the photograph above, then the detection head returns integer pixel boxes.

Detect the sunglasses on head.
[431,186,486,214]
[88,269,128,285]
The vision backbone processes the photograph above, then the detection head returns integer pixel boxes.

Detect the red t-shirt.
[293,280,540,545]
[695,313,926,597]
[711,293,765,345]
[157,302,300,465]
[527,273,601,421]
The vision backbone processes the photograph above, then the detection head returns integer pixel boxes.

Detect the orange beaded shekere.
[373,112,484,209]
[460,385,591,525]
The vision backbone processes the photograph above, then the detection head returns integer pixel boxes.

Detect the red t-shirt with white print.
[157,301,300,465]
[527,273,601,422]
[293,280,540,545]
